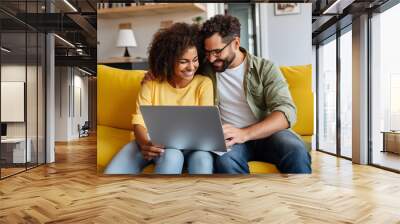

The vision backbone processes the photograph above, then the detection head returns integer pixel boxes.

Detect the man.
[198,15,311,174]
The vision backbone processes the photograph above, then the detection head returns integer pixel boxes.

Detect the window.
[339,29,352,158]
[0,1,47,179]
[390,74,400,130]
[370,2,400,171]
[318,37,337,154]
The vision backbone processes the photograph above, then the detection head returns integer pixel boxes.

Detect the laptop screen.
[1,123,7,137]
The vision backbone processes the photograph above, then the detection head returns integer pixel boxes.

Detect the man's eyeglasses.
[204,38,235,57]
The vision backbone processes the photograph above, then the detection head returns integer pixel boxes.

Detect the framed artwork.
[275,3,301,16]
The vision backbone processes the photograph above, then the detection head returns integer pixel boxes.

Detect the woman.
[104,23,214,174]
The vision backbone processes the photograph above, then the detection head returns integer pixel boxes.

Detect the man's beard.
[211,54,236,72]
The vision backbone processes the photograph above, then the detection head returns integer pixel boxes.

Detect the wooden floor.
[1,167,26,178]
[1,135,400,223]
[1,163,45,178]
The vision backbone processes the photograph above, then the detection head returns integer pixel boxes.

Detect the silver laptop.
[140,106,227,152]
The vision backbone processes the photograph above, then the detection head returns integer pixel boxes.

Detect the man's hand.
[223,124,249,148]
[139,142,165,160]
[141,71,156,85]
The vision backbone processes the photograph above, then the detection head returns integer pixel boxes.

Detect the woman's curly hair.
[148,23,200,81]
[200,14,241,42]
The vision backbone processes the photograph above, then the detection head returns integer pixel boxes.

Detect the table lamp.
[116,23,137,57]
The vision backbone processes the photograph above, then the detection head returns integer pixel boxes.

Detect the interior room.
[0,1,399,223]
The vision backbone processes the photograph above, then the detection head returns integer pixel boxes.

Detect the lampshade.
[116,23,137,47]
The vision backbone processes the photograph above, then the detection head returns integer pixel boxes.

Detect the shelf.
[98,57,146,64]
[98,57,149,70]
[97,3,207,19]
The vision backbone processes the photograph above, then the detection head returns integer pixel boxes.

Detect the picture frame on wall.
[275,3,301,15]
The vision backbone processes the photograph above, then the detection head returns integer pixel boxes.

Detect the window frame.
[315,24,353,161]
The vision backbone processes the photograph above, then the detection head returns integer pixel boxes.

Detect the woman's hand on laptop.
[223,124,249,148]
[140,142,165,160]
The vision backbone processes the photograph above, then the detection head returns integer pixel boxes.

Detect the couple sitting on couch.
[104,15,311,175]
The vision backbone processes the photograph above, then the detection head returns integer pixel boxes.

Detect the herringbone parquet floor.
[1,135,400,224]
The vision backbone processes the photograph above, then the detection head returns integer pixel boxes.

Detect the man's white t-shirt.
[217,60,258,129]
[213,60,259,156]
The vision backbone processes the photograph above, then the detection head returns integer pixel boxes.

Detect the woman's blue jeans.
[104,141,214,174]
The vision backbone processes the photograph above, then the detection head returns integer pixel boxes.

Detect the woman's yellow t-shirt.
[132,75,214,128]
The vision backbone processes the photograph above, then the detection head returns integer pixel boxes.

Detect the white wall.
[98,10,207,61]
[55,67,68,141]
[1,65,39,137]
[258,3,312,66]
[72,74,89,138]
[1,64,46,163]
[75,74,89,123]
[1,65,27,140]
[54,67,89,141]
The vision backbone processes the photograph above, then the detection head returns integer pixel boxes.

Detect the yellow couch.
[97,64,313,174]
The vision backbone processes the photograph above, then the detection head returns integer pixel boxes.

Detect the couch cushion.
[97,125,133,171]
[248,161,279,174]
[97,65,145,130]
[280,64,314,136]
[280,64,312,90]
[290,91,314,136]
